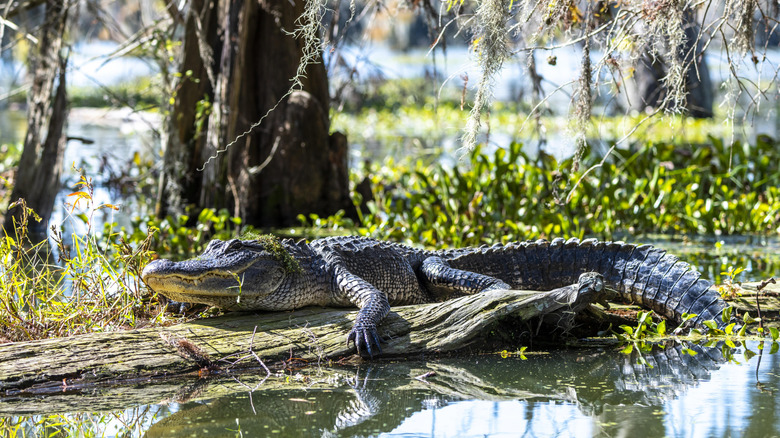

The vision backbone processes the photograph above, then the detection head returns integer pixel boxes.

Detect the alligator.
[141,236,730,357]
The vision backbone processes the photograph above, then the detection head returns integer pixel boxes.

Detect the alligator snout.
[141,259,176,282]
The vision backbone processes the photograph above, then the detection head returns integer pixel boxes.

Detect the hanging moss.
[461,0,511,153]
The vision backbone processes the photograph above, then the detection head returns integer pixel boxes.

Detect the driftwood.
[0,284,596,399]
[730,280,780,322]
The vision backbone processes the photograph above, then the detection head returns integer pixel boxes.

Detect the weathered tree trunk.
[2,1,70,239]
[158,0,352,227]
[155,0,219,216]
[0,285,599,395]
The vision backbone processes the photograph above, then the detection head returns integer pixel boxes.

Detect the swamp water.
[2,341,779,437]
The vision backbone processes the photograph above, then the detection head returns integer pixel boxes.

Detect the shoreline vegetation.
[1,111,779,345]
[1,80,779,356]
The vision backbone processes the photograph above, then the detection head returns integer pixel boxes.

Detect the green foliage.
[0,143,22,209]
[311,135,780,247]
[68,77,161,109]
[0,186,164,343]
[119,207,245,260]
[616,310,666,341]
[337,78,468,113]
[718,266,745,299]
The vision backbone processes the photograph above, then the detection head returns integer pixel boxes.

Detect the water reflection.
[1,341,778,436]
[134,342,777,438]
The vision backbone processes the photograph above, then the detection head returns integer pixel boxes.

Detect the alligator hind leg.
[538,272,606,334]
[420,256,511,299]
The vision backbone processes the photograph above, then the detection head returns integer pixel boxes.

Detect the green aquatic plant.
[718,266,745,299]
[118,206,245,260]
[309,135,780,248]
[616,310,667,341]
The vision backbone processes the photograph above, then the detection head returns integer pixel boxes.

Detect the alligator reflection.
[144,343,727,437]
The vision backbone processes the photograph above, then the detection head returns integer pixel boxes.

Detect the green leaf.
[722,306,733,323]
[770,327,779,341]
[737,324,747,337]
[702,320,718,331]
[656,320,666,336]
[724,322,736,335]
[621,344,634,354]
[771,342,779,355]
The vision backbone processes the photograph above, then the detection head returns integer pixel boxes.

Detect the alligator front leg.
[420,256,511,297]
[333,266,391,358]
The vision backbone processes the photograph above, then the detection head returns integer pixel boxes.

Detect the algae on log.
[0,285,596,396]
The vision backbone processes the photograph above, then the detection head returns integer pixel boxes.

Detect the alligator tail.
[553,237,729,328]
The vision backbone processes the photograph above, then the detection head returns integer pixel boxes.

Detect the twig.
[414,371,436,383]
[249,326,272,379]
[755,278,776,333]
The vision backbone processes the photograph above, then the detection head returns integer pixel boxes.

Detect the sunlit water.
[4,342,778,437]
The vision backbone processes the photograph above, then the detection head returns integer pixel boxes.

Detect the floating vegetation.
[308,135,780,247]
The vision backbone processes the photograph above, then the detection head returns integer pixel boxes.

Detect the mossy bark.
[0,286,595,396]
[157,0,351,227]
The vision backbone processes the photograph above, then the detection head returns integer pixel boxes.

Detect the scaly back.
[438,237,727,327]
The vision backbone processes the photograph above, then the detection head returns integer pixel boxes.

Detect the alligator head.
[141,237,300,310]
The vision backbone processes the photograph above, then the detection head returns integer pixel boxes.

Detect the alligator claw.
[347,324,383,358]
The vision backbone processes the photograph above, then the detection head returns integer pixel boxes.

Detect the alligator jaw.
[141,258,259,308]
[140,246,291,310]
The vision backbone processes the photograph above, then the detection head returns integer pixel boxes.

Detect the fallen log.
[723,279,780,330]
[0,284,595,397]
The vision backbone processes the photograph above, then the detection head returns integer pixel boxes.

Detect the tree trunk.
[625,10,713,118]
[0,285,601,395]
[158,0,352,227]
[2,1,70,239]
[155,0,219,217]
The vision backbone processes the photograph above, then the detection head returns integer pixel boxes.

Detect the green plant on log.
[718,266,745,299]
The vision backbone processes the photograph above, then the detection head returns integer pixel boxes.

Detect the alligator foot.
[539,272,605,335]
[347,322,383,359]
[159,296,208,315]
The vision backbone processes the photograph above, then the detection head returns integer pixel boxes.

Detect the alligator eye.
[226,239,243,251]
